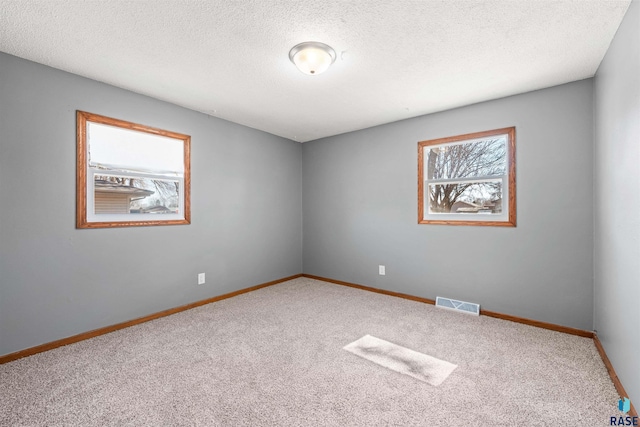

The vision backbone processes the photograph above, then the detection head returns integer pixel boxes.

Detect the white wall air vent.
[435,297,480,316]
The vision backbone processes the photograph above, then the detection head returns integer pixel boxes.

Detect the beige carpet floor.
[0,277,620,426]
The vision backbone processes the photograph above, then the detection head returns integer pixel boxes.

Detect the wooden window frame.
[418,127,516,227]
[76,111,191,229]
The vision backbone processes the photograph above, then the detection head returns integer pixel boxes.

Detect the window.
[77,111,191,228]
[418,127,516,226]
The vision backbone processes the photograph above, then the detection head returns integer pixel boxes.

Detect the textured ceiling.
[0,1,631,142]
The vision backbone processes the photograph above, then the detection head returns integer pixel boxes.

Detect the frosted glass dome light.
[289,42,336,75]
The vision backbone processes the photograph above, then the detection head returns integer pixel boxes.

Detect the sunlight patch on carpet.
[343,335,457,386]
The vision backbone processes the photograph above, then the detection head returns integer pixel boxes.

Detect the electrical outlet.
[379,265,386,275]
[198,273,205,285]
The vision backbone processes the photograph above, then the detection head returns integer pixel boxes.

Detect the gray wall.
[594,0,639,408]
[0,53,303,356]
[303,80,595,330]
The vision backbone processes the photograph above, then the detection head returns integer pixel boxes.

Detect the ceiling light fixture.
[289,41,336,75]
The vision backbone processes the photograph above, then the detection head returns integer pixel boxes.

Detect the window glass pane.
[94,174,180,215]
[426,137,506,180]
[88,122,184,175]
[428,181,503,214]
